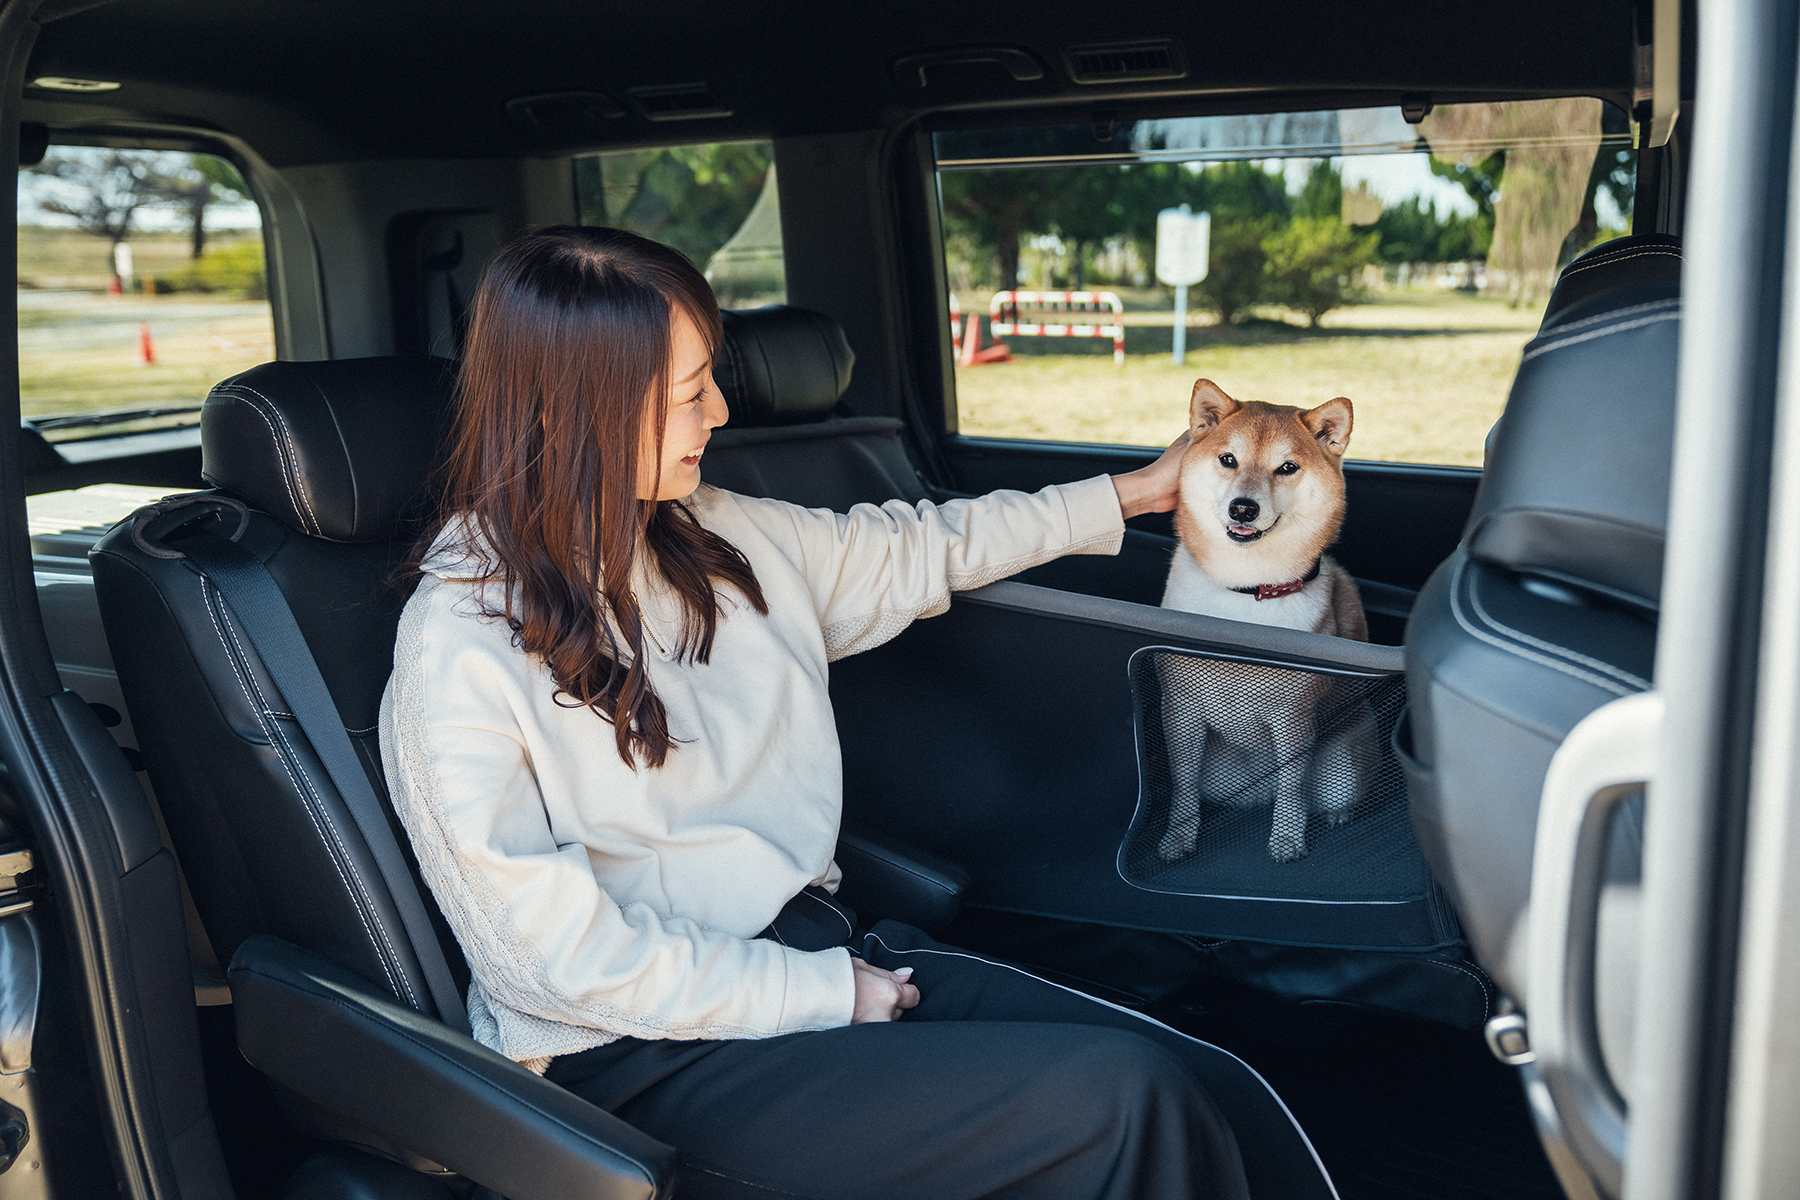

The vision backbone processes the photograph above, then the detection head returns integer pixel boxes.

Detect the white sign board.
[112,242,134,280]
[1155,208,1210,286]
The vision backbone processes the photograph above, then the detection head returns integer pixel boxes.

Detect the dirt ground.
[20,290,275,428]
[951,291,1547,467]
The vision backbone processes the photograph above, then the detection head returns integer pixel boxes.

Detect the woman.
[380,225,1334,1199]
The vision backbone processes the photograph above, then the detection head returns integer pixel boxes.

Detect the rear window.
[573,139,784,309]
[936,99,1636,466]
[17,145,274,442]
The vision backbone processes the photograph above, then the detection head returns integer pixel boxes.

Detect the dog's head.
[1173,379,1354,589]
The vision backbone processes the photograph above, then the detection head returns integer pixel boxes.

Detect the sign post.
[1155,206,1210,365]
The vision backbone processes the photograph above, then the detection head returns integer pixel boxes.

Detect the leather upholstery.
[701,417,929,510]
[834,829,967,933]
[232,936,673,1200]
[716,305,854,426]
[1463,280,1680,609]
[201,357,455,543]
[1403,242,1676,996]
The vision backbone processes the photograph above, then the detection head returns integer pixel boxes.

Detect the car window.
[574,139,784,309]
[936,98,1635,467]
[17,145,274,443]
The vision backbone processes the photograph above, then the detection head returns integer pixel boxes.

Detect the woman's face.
[637,305,728,501]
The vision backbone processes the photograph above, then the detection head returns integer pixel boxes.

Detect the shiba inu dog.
[1157,379,1373,863]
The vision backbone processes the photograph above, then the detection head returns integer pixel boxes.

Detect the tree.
[584,142,776,271]
[172,157,252,259]
[1044,167,1123,289]
[939,168,1048,290]
[1197,214,1277,324]
[23,147,187,255]
[1291,160,1343,222]
[1262,216,1378,327]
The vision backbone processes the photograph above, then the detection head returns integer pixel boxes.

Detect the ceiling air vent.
[628,83,732,122]
[1063,40,1187,85]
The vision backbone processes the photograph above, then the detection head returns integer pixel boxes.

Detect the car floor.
[1162,988,1565,1200]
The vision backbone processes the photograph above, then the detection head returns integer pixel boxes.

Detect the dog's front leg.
[1267,714,1314,862]
[1157,658,1204,862]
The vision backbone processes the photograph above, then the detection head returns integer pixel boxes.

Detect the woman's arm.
[382,601,857,1060]
[733,431,1191,661]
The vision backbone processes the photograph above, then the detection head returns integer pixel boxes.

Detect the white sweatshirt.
[379,479,1125,1069]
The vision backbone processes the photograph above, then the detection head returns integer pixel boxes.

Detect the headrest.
[201,356,456,543]
[1465,280,1679,609]
[716,305,855,426]
[1540,234,1681,330]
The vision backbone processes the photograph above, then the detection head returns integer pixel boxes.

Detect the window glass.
[937,99,1635,466]
[17,146,274,441]
[574,140,784,309]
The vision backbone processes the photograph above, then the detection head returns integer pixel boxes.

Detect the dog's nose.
[1228,497,1260,524]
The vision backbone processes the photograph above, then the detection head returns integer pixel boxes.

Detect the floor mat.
[1165,994,1567,1200]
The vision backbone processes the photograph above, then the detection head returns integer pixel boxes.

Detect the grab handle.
[1528,690,1663,1198]
[892,47,1046,87]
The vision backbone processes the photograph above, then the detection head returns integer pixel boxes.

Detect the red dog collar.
[1231,558,1322,602]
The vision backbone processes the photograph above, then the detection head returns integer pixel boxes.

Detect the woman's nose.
[706,376,730,428]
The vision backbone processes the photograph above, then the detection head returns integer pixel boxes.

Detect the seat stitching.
[208,582,416,1004]
[1558,248,1682,280]
[847,845,955,895]
[1446,558,1634,697]
[861,931,1341,1198]
[682,1161,826,1198]
[1422,958,1494,1019]
[798,889,854,941]
[212,387,311,534]
[1529,297,1679,338]
[219,383,324,536]
[1522,310,1681,362]
[1466,571,1650,690]
[200,582,266,718]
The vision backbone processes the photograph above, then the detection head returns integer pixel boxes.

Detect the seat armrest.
[228,936,674,1200]
[835,829,969,933]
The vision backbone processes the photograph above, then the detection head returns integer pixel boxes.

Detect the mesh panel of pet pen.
[1121,646,1425,902]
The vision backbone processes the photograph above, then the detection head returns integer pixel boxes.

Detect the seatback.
[701,305,932,509]
[89,356,463,1019]
[1403,236,1680,996]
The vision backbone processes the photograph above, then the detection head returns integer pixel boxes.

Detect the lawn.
[951,291,1547,467]
[19,290,275,430]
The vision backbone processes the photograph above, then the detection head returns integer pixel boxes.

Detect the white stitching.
[212,387,310,535]
[208,581,417,1005]
[1522,309,1681,362]
[201,583,265,719]
[1466,570,1650,691]
[216,384,323,536]
[798,890,854,941]
[1558,248,1681,279]
[1532,297,1679,338]
[1424,957,1494,1019]
[1447,558,1632,697]
[862,932,1341,1199]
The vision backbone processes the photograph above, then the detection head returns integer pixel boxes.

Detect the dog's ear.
[1190,379,1240,433]
[1302,397,1354,457]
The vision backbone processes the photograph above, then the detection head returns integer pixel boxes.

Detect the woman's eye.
[1218,453,1237,469]
[1275,461,1300,476]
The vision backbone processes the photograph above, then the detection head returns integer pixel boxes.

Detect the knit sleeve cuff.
[778,946,858,1032]
[1052,475,1128,556]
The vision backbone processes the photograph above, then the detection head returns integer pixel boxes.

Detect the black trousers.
[547,917,1336,1200]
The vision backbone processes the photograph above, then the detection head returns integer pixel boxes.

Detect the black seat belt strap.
[178,531,472,1037]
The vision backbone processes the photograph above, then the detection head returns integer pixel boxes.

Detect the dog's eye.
[1218,453,1238,469]
[1275,461,1300,476]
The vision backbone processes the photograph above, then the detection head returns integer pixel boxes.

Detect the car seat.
[1403,233,1681,1001]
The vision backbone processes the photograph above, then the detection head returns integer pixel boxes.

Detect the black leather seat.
[702,304,932,510]
[1403,235,1680,997]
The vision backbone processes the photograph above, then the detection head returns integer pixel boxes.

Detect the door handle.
[1528,690,1662,1198]
[892,47,1046,88]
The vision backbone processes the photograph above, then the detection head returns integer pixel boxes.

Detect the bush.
[1262,217,1379,327]
[1196,215,1277,325]
[158,239,266,299]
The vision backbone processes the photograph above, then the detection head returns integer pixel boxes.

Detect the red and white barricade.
[989,290,1126,366]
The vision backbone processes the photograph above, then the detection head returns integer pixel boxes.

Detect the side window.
[17,145,274,444]
[573,140,784,308]
[936,99,1636,467]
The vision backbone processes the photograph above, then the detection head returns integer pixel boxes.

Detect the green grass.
[19,226,263,291]
[952,291,1546,467]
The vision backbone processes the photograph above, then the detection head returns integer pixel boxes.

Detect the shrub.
[159,239,266,299]
[1262,217,1379,327]
[1196,215,1277,325]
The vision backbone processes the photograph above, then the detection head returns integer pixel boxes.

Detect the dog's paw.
[1320,806,1355,827]
[1267,831,1309,862]
[1157,830,1198,862]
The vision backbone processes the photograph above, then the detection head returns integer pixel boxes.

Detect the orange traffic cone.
[139,322,156,366]
[108,274,123,297]
[960,312,981,366]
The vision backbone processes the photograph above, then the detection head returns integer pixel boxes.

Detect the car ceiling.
[27,0,1636,166]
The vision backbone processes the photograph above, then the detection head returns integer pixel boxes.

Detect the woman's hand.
[1111,431,1192,519]
[851,958,920,1023]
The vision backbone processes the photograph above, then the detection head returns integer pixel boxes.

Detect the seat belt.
[174,526,472,1037]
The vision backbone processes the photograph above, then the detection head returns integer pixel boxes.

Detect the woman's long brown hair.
[425,225,766,768]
